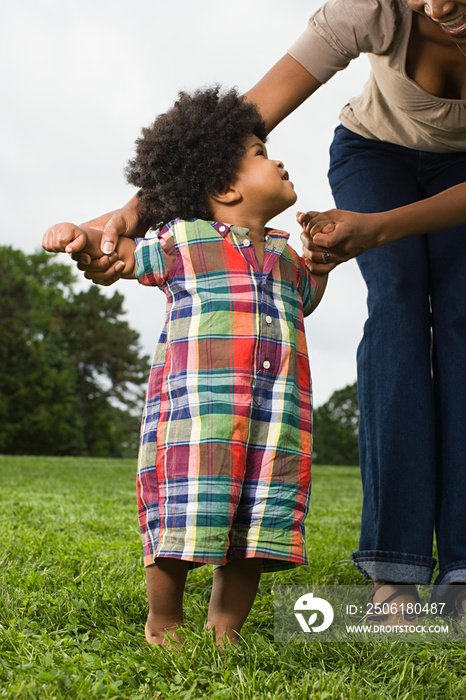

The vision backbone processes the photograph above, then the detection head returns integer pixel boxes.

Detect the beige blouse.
[288,0,466,153]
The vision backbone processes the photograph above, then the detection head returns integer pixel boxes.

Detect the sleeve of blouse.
[287,0,398,84]
[134,223,179,287]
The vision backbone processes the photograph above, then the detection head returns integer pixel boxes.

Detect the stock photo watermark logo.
[274,586,457,643]
[294,592,334,633]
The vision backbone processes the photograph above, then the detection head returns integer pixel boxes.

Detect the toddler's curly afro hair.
[125,85,267,226]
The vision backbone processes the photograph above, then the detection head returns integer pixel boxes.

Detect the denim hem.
[352,550,436,584]
[433,560,466,588]
[430,564,466,607]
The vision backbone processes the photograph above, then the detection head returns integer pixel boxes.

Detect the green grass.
[1,456,465,699]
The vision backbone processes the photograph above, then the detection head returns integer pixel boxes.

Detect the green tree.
[58,286,149,457]
[0,247,84,454]
[0,246,149,457]
[313,382,359,466]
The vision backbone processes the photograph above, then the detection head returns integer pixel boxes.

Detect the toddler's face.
[230,134,297,219]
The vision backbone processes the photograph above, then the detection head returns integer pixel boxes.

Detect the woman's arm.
[299,182,466,272]
[245,54,322,132]
[370,182,466,241]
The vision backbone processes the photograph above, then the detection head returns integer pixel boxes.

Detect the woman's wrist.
[123,192,145,222]
[371,211,400,247]
[121,191,150,240]
[128,191,144,212]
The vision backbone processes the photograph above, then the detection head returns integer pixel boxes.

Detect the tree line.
[313,382,359,465]
[0,246,149,457]
[0,246,359,463]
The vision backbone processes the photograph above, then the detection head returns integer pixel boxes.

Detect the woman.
[49,0,466,621]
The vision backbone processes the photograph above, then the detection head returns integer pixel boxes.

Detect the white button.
[263,360,271,369]
[219,225,226,233]
[265,315,272,324]
[243,239,251,247]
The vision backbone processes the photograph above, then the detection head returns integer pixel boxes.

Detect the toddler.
[43,86,327,646]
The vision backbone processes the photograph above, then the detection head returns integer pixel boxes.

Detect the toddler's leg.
[206,558,263,645]
[145,557,190,645]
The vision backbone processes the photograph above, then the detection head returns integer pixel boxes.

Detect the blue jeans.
[328,126,466,589]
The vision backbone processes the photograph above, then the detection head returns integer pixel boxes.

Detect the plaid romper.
[135,218,316,571]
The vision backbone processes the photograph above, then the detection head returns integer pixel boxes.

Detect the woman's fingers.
[74,254,125,285]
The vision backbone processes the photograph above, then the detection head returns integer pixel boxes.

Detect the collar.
[210,221,290,243]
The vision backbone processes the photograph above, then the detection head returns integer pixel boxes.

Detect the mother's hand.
[297,209,382,273]
[75,195,149,284]
[58,194,149,286]
[83,193,149,256]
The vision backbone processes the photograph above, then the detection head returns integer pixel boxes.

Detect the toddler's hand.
[297,210,335,241]
[297,211,337,273]
[42,222,89,256]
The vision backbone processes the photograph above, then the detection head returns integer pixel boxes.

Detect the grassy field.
[1,455,465,699]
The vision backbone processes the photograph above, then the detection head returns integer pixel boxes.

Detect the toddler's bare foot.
[205,623,241,649]
[145,615,184,648]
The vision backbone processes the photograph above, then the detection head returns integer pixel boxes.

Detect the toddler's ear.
[209,185,241,205]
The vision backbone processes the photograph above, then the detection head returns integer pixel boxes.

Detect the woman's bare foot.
[452,587,466,631]
[366,582,421,628]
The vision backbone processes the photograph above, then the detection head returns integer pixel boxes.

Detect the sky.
[1,0,372,407]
